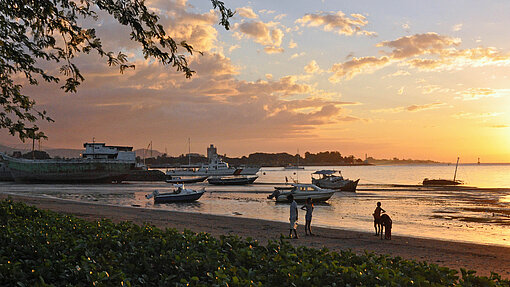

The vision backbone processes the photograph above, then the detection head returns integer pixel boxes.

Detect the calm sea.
[1,164,509,247]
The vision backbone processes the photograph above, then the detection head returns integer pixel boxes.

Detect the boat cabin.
[82,143,135,162]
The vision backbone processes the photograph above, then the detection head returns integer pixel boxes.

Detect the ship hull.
[166,166,260,177]
[2,156,134,183]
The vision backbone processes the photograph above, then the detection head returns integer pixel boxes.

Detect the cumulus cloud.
[234,21,285,54]
[237,7,258,19]
[377,33,461,59]
[304,60,322,74]
[329,56,390,82]
[329,32,510,82]
[288,39,298,49]
[296,11,376,36]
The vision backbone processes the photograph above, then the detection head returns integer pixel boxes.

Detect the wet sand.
[2,193,509,278]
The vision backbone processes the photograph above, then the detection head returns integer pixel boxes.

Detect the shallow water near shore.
[1,164,510,247]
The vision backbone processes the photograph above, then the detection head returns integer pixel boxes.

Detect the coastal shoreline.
[1,193,509,278]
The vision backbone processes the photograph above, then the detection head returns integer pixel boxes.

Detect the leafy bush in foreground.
[0,199,508,286]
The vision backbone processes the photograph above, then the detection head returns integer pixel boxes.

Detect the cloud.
[304,60,322,74]
[384,70,411,78]
[290,52,305,59]
[452,112,503,119]
[372,102,446,113]
[329,32,510,82]
[377,33,461,59]
[452,23,463,32]
[228,44,240,52]
[296,11,376,36]
[455,88,506,101]
[397,87,404,95]
[329,56,390,82]
[274,14,287,21]
[406,102,446,112]
[288,39,297,49]
[237,7,258,19]
[234,21,285,54]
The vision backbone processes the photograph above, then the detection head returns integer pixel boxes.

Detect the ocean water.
[1,164,509,247]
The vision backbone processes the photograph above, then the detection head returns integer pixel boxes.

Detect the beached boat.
[311,170,359,192]
[147,185,206,203]
[267,183,335,203]
[166,176,208,184]
[207,175,258,185]
[423,157,463,186]
[0,143,136,183]
[166,144,260,177]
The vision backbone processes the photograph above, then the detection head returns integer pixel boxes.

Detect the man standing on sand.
[288,194,298,239]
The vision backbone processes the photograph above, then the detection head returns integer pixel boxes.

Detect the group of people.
[287,195,387,239]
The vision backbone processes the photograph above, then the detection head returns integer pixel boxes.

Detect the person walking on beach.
[288,194,299,239]
[373,201,385,236]
[301,197,314,236]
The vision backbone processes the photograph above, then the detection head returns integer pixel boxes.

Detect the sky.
[1,0,510,162]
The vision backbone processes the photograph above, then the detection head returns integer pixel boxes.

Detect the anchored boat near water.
[0,142,136,183]
[165,144,260,177]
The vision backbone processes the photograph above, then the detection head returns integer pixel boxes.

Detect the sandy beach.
[2,193,509,278]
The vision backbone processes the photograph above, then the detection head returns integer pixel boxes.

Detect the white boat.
[147,184,206,203]
[267,183,335,203]
[311,170,359,192]
[166,144,260,177]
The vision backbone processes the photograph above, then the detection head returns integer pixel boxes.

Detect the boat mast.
[453,157,460,181]
[188,138,191,166]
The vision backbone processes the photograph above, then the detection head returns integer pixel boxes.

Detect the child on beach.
[288,194,299,239]
[373,201,385,236]
[301,197,314,236]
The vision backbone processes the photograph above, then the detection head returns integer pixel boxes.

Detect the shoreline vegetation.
[1,194,509,284]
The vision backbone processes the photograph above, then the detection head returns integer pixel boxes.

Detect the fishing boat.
[166,144,260,177]
[207,175,258,185]
[0,142,136,183]
[147,185,206,203]
[311,170,359,192]
[423,157,463,186]
[267,183,335,203]
[165,176,208,184]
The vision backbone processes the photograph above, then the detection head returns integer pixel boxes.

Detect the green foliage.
[0,0,233,140]
[1,199,508,286]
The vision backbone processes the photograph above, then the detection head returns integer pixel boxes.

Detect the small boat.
[311,170,359,192]
[147,185,206,203]
[207,175,258,185]
[422,178,462,185]
[423,157,463,186]
[165,176,208,184]
[267,183,335,203]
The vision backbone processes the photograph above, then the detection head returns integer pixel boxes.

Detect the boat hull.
[154,191,205,203]
[207,176,258,185]
[422,179,462,186]
[275,191,335,203]
[2,155,134,183]
[165,176,209,184]
[313,178,360,192]
[166,166,260,177]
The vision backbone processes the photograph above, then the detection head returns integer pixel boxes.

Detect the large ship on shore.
[165,144,260,177]
[0,143,136,183]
